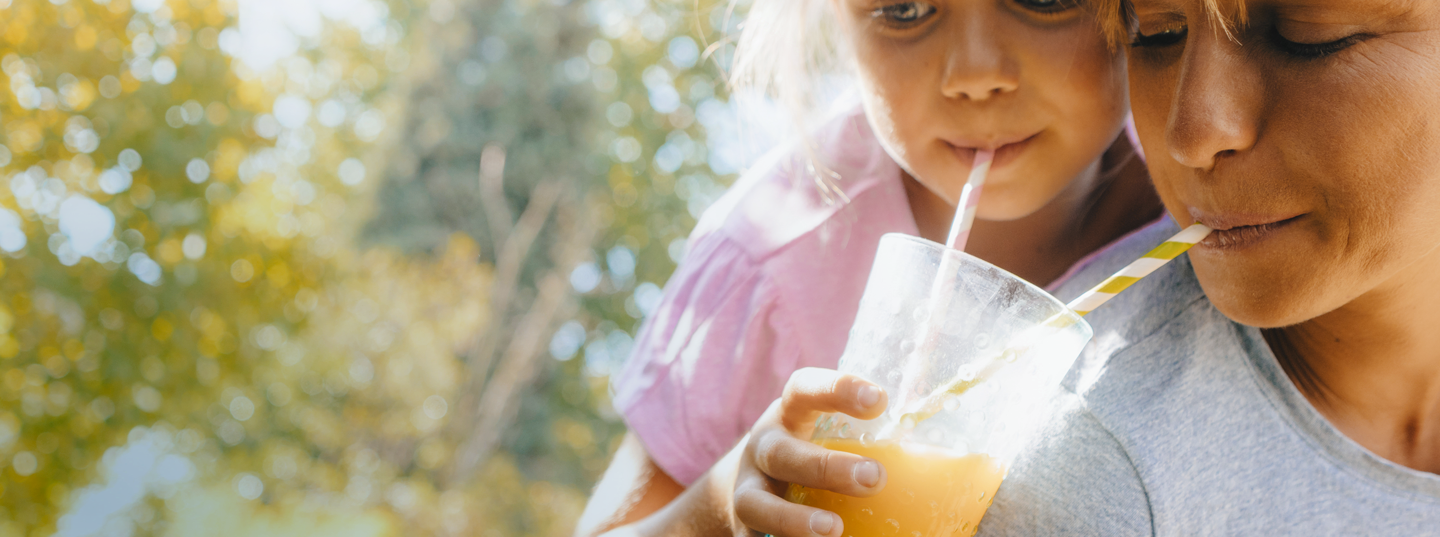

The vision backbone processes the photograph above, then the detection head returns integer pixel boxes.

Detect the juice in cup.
[786,224,1209,537]
[785,438,1005,537]
[786,234,1094,537]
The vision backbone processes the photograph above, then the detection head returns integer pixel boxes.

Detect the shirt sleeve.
[609,233,802,486]
[976,395,1154,537]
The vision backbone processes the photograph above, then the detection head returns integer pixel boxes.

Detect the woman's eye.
[1131,25,1187,48]
[1271,28,1369,59]
[872,2,936,25]
[1013,0,1081,14]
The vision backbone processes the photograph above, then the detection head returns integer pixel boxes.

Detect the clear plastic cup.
[785,233,1093,537]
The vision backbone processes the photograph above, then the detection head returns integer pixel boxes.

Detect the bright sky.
[229,0,391,70]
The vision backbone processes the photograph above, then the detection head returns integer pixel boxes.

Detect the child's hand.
[732,368,889,537]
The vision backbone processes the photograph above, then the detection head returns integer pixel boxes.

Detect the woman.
[725,0,1440,535]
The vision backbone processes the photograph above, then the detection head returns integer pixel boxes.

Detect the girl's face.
[836,0,1131,219]
[1127,0,1440,327]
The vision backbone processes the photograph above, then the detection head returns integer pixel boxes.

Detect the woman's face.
[1127,0,1440,327]
[835,0,1130,219]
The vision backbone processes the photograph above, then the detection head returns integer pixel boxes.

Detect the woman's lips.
[947,132,1040,169]
[1192,212,1305,251]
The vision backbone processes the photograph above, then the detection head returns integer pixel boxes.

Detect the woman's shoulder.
[1038,251,1440,531]
[688,108,914,265]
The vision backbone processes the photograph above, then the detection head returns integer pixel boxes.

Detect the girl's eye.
[1131,25,1187,48]
[872,2,936,26]
[1270,28,1369,59]
[1012,0,1081,14]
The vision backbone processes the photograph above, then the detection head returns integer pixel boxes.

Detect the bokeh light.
[0,0,772,534]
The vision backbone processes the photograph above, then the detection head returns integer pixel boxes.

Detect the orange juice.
[785,438,1006,537]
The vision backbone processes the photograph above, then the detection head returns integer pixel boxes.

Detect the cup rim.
[879,232,1088,327]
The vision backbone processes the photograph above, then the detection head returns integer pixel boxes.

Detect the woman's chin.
[1192,264,1331,329]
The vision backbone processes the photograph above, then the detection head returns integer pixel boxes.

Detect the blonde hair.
[728,0,846,131]
[726,0,851,201]
[1091,0,1249,47]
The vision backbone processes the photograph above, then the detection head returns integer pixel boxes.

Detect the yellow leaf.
[152,317,174,342]
[62,339,84,360]
[159,237,185,265]
[266,262,291,288]
[74,24,97,50]
[0,335,17,359]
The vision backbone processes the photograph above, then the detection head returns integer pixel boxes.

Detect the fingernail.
[853,460,880,488]
[809,511,837,536]
[858,385,881,409]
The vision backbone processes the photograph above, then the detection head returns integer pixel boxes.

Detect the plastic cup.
[785,233,1093,537]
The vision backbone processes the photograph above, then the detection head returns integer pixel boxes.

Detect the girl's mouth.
[946,132,1041,170]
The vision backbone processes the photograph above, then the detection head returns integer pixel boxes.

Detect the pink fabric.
[610,109,1153,485]
[610,109,915,485]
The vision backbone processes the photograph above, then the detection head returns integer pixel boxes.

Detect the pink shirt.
[611,109,1147,485]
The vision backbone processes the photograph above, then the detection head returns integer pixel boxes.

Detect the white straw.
[945,150,995,251]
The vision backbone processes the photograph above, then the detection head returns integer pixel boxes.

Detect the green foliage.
[0,0,744,534]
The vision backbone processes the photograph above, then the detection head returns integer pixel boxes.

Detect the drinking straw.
[889,223,1214,433]
[945,150,996,251]
[1065,223,1213,315]
[897,151,999,409]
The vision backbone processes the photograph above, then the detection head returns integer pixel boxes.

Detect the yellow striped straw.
[1066,223,1212,316]
[887,223,1214,434]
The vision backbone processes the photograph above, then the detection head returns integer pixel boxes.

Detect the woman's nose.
[940,15,1019,101]
[1166,36,1260,170]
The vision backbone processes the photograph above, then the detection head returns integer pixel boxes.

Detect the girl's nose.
[1166,36,1260,170]
[940,16,1019,101]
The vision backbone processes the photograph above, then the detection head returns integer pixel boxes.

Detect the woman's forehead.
[1116,0,1435,40]
[1127,0,1429,17]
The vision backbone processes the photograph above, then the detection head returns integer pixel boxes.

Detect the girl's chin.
[967,179,1064,221]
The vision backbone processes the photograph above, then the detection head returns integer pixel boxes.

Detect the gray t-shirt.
[977,219,1440,536]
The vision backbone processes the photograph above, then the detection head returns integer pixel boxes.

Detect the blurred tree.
[362,0,751,512]
[354,0,606,487]
[0,0,462,534]
[0,0,749,534]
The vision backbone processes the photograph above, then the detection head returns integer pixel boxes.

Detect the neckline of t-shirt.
[1233,321,1440,501]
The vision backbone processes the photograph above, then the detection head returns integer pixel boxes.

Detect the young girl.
[729,1,1440,536]
[575,0,1166,533]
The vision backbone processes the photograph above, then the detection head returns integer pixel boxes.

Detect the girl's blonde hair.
[726,0,851,201]
[1091,0,1248,47]
[728,0,846,133]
